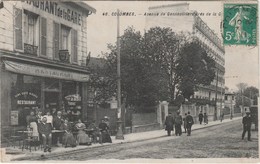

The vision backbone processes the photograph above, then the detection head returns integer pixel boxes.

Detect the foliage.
[176,40,216,99]
[91,26,216,111]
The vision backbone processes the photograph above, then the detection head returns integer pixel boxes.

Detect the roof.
[64,2,96,14]
[75,2,96,14]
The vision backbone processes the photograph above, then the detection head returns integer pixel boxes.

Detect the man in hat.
[242,110,252,141]
[198,111,203,125]
[164,112,174,136]
[174,110,183,136]
[186,111,194,136]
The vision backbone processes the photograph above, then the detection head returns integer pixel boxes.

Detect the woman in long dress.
[99,119,112,143]
[75,119,91,145]
[60,119,76,148]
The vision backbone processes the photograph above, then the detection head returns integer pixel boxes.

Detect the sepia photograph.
[0,0,259,162]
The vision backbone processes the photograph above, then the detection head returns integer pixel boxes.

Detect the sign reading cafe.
[23,1,82,25]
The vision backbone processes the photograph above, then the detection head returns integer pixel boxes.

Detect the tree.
[176,40,216,100]
[97,26,216,111]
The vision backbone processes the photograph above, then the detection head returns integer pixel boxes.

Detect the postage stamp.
[223,4,257,45]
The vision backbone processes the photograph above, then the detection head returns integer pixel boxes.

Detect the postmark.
[223,4,257,46]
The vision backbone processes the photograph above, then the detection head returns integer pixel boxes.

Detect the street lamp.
[115,9,124,140]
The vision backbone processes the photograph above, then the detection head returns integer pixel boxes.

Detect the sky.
[85,1,259,91]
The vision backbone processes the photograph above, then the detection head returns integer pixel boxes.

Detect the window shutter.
[71,29,78,63]
[14,7,23,50]
[53,22,59,59]
[40,17,47,56]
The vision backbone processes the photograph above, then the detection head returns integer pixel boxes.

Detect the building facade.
[0,1,95,138]
[145,3,225,116]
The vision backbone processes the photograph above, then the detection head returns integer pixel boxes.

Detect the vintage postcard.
[0,0,259,163]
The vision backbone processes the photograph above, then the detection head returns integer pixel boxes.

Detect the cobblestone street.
[25,119,258,161]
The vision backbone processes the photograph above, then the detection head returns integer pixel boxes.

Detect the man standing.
[53,111,64,145]
[174,111,183,136]
[38,117,52,152]
[186,112,194,136]
[183,113,187,133]
[242,111,252,141]
[164,113,174,136]
[198,111,203,125]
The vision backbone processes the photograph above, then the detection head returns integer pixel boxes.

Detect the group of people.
[198,111,209,125]
[165,111,194,136]
[26,108,112,152]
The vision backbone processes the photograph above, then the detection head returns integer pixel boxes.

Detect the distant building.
[0,1,95,139]
[224,92,235,115]
[145,3,225,113]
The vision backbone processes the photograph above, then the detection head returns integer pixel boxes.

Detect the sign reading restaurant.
[23,1,82,25]
[4,60,89,82]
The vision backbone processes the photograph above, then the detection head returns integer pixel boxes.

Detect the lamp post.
[214,69,219,121]
[115,9,124,140]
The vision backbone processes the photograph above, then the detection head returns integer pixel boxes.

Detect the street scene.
[0,0,259,162]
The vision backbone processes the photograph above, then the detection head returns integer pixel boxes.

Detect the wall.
[132,113,157,126]
[0,1,89,65]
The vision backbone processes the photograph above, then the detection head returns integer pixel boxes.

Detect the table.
[52,130,65,133]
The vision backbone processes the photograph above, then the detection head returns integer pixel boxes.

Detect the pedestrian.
[186,112,194,136]
[164,112,174,136]
[198,111,203,125]
[220,112,224,122]
[242,110,252,141]
[183,113,187,133]
[204,113,208,125]
[174,111,182,136]
[38,117,52,152]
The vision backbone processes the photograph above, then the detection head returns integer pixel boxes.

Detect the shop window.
[62,81,82,122]
[10,74,41,126]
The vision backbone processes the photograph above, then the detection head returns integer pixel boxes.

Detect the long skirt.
[62,132,76,147]
[101,131,112,143]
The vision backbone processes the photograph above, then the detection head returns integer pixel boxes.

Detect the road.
[29,119,259,160]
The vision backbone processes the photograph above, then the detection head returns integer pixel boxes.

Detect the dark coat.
[165,115,174,131]
[38,122,52,136]
[53,116,64,130]
[198,113,203,120]
[242,115,252,128]
[186,115,194,125]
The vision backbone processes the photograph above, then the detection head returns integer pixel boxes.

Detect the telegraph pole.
[115,9,124,140]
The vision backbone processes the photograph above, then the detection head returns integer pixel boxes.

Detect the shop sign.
[11,111,19,125]
[65,94,82,102]
[4,60,89,82]
[65,94,82,107]
[14,91,38,106]
[23,1,83,25]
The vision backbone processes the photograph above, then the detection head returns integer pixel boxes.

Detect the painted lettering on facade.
[23,1,82,25]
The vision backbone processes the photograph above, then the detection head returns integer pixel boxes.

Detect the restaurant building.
[0,1,96,139]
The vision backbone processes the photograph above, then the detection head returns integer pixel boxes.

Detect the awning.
[3,60,89,82]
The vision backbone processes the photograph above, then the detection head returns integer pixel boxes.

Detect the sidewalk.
[3,117,242,161]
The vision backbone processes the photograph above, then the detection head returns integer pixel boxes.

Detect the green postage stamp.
[223,4,257,45]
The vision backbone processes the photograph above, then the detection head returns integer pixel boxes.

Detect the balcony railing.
[24,43,38,56]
